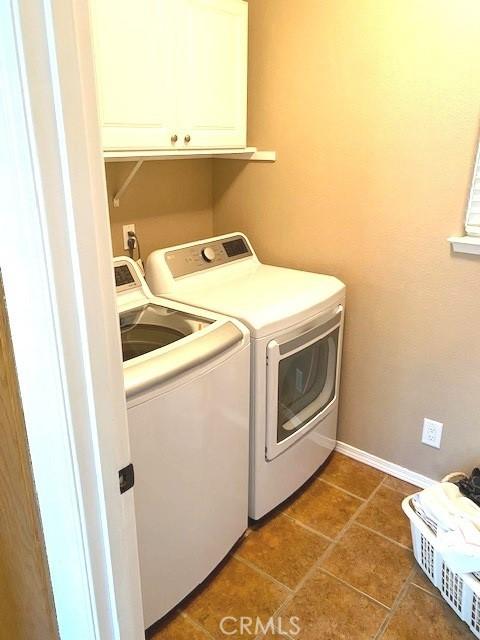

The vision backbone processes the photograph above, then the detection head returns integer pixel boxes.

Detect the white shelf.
[104,147,276,162]
[106,147,276,206]
[448,235,480,255]
[215,149,276,161]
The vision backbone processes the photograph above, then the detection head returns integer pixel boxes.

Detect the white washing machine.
[145,234,346,520]
[114,257,250,628]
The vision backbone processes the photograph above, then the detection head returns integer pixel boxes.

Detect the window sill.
[448,235,480,255]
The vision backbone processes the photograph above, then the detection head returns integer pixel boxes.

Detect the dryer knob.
[201,247,216,263]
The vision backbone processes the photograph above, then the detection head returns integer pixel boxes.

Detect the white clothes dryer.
[145,234,346,520]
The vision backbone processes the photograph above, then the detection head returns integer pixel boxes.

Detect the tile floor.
[147,453,475,639]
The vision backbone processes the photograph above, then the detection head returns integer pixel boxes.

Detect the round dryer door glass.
[277,327,339,443]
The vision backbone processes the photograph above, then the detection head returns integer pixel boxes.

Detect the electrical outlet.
[123,224,136,251]
[421,418,443,449]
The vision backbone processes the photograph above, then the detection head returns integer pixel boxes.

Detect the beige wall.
[106,159,213,257]
[213,0,480,479]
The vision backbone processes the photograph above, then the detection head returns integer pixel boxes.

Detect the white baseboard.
[335,441,435,489]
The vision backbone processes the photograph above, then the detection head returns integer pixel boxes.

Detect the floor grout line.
[281,511,335,542]
[232,553,294,594]
[313,476,369,501]
[351,480,408,636]
[354,521,413,551]
[377,481,412,500]
[252,594,297,640]
[249,475,382,639]
[153,467,424,640]
[310,482,388,586]
[409,578,443,601]
[380,475,421,495]
[270,477,391,633]
[320,568,391,610]
[311,476,396,637]
[373,566,416,640]
[267,538,336,634]
[322,476,386,548]
[179,610,218,640]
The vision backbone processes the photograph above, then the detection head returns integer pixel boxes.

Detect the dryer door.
[265,305,343,461]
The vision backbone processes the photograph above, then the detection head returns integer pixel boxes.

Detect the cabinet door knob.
[184,134,191,143]
[171,134,178,143]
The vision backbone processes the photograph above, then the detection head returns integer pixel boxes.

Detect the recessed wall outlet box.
[123,224,136,250]
[422,418,443,449]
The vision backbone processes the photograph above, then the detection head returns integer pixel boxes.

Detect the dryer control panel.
[165,234,253,278]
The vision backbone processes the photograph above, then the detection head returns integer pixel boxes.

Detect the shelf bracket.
[113,160,143,208]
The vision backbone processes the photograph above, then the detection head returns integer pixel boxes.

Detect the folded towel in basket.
[412,482,480,574]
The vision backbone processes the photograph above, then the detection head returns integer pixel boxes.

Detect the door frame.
[0,1,144,639]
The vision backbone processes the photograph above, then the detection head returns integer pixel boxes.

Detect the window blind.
[466,144,480,236]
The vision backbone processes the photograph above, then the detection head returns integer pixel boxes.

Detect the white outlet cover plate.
[422,418,443,449]
[122,224,135,250]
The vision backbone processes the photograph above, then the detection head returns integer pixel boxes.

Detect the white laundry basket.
[402,477,480,638]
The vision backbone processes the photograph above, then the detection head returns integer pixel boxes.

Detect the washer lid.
[123,320,243,399]
[163,264,345,338]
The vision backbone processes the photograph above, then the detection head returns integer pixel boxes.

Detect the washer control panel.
[165,235,252,278]
[114,260,141,293]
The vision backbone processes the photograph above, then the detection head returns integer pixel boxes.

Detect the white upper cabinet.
[91,0,177,151]
[177,0,247,149]
[90,0,247,152]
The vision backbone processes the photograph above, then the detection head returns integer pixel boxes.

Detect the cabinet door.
[91,0,178,150]
[177,0,248,149]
